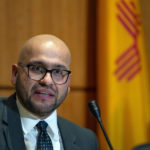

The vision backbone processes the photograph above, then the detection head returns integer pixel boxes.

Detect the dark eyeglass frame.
[18,63,71,84]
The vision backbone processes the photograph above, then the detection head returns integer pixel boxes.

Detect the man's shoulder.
[0,96,7,102]
[58,116,86,129]
[0,97,7,114]
[57,116,99,149]
[0,94,16,102]
[0,94,16,115]
[58,116,96,137]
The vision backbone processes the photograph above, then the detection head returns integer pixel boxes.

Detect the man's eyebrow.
[27,61,44,65]
[53,64,68,70]
[18,61,43,65]
[27,61,68,69]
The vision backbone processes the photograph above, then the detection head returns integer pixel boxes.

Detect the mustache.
[31,84,56,94]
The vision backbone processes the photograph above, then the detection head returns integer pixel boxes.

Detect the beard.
[15,74,68,118]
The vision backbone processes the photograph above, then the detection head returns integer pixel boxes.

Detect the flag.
[96,0,150,149]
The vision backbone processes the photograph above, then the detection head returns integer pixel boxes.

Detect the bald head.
[18,34,71,68]
[11,34,72,118]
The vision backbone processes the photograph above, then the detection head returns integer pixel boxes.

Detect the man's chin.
[29,104,56,118]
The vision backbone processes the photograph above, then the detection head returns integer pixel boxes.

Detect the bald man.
[0,34,98,150]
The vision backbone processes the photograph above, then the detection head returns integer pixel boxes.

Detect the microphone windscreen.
[88,100,101,120]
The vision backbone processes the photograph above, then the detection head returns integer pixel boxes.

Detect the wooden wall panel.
[0,0,89,87]
[0,88,14,97]
[58,90,87,127]
[140,0,150,67]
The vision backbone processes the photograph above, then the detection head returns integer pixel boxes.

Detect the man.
[0,34,98,150]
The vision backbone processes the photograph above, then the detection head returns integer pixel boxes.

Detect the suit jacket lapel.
[58,117,80,150]
[2,94,26,150]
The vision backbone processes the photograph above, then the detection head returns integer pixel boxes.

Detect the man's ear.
[67,73,71,94]
[67,87,70,93]
[11,64,18,86]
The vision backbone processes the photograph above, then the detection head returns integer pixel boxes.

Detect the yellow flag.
[97,0,150,149]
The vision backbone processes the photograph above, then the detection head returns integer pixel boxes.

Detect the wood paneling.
[58,90,87,127]
[140,0,150,67]
[0,0,89,88]
[0,87,14,97]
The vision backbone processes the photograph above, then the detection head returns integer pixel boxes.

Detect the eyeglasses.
[18,63,71,84]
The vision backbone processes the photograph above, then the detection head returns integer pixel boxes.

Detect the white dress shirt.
[16,98,62,150]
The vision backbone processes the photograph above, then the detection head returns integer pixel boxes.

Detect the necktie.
[36,121,53,150]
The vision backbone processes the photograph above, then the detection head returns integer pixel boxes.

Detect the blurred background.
[0,0,150,149]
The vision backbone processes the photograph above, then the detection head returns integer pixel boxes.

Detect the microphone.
[88,100,113,150]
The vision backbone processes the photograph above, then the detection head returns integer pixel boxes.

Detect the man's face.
[11,40,71,118]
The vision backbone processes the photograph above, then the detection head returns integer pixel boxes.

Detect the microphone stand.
[88,100,114,150]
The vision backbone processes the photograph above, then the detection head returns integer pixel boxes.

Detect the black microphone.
[88,100,114,150]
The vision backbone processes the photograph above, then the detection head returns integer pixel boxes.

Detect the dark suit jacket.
[0,94,98,150]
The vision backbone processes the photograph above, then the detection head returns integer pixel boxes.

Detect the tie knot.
[36,121,48,131]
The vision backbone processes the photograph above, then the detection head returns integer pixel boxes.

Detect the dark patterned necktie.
[36,121,53,150]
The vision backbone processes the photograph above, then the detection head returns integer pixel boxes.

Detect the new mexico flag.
[96,0,150,149]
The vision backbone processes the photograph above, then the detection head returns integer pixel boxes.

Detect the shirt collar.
[16,97,59,141]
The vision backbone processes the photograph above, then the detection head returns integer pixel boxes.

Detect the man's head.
[11,34,71,119]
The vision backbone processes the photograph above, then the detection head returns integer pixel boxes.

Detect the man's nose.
[39,73,54,85]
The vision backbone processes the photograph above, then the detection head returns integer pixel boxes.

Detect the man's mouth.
[34,89,55,98]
